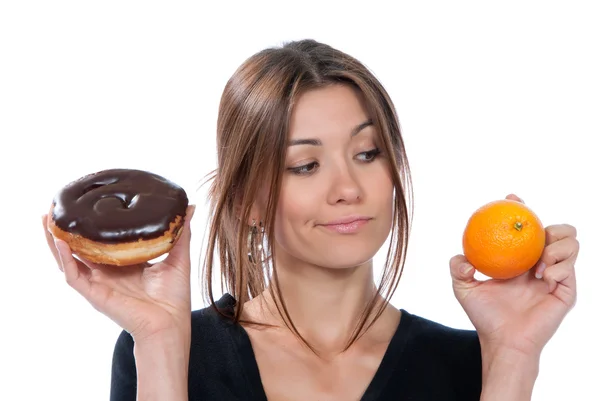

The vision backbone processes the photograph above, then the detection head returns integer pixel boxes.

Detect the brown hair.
[202,39,413,354]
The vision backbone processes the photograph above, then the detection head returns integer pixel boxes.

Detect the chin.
[313,245,380,270]
[275,223,391,270]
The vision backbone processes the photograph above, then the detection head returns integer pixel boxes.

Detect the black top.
[110,293,482,400]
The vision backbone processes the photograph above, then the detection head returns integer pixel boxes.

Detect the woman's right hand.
[42,205,196,344]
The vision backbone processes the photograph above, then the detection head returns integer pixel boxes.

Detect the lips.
[319,216,372,234]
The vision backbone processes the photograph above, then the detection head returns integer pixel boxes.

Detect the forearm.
[480,347,540,401]
[133,331,191,401]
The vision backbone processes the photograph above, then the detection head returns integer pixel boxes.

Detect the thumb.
[163,205,195,268]
[449,254,479,299]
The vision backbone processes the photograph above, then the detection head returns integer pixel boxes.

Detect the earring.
[248,219,257,263]
[247,219,264,263]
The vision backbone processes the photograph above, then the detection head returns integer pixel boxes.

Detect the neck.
[255,251,388,354]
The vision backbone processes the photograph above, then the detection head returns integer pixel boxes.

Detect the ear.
[247,202,263,226]
[233,181,269,226]
[233,195,266,226]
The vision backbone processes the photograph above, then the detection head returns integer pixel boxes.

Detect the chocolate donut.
[47,168,189,266]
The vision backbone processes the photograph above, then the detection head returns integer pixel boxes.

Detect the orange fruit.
[462,199,546,279]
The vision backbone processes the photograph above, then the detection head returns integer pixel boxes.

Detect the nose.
[326,163,363,205]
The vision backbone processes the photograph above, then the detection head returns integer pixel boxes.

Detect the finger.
[541,257,577,305]
[533,258,546,279]
[545,224,578,244]
[535,236,579,278]
[54,238,136,327]
[450,255,476,282]
[163,205,196,269]
[449,255,482,301]
[42,214,61,267]
[43,214,104,272]
[54,238,93,297]
[505,194,524,203]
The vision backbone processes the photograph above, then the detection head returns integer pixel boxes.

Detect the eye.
[288,161,319,176]
[356,148,381,162]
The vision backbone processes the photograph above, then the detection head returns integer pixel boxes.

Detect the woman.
[43,39,579,400]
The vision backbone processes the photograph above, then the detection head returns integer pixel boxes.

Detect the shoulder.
[190,292,237,332]
[401,309,480,350]
[388,310,482,399]
[188,293,240,351]
[398,309,481,368]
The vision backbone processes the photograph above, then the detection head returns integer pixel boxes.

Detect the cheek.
[365,163,394,205]
[274,180,315,241]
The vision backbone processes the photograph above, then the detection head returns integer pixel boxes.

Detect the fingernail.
[187,205,196,220]
[535,262,546,279]
[461,264,473,275]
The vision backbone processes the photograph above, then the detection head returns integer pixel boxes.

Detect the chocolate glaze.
[52,169,189,243]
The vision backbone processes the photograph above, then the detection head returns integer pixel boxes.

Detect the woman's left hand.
[449,194,579,357]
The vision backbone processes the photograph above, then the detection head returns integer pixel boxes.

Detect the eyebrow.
[288,119,374,147]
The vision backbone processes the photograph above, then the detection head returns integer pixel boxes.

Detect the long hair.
[202,39,413,354]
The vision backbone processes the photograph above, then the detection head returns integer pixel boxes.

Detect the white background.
[1,1,598,400]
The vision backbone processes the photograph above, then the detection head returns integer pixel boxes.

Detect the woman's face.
[272,84,394,270]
